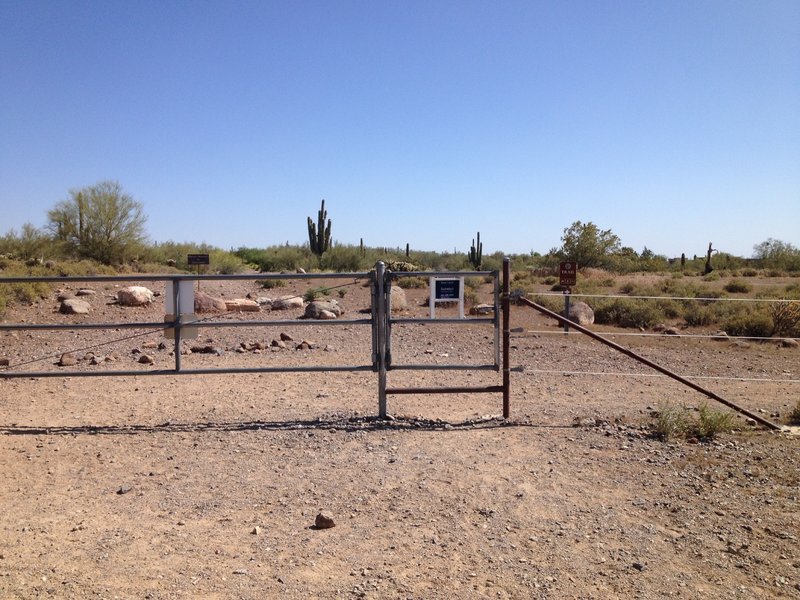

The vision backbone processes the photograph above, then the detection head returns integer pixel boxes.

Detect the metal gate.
[0,261,511,418]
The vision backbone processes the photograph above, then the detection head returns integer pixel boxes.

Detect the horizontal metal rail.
[0,365,376,379]
[385,385,504,395]
[0,318,373,332]
[0,272,371,284]
[389,317,495,325]
[388,270,492,278]
[390,363,499,371]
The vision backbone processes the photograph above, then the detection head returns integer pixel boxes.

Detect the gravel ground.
[1,275,798,599]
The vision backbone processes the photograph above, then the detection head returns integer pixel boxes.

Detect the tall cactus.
[468,231,483,269]
[307,199,332,256]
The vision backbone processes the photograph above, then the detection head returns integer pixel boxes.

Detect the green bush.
[684,305,716,327]
[594,298,664,329]
[651,402,690,440]
[692,403,734,440]
[396,276,428,289]
[260,279,286,290]
[724,279,752,293]
[724,310,773,338]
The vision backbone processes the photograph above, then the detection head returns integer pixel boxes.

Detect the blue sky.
[1,1,798,258]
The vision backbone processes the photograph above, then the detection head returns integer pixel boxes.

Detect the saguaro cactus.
[469,231,483,269]
[307,199,332,256]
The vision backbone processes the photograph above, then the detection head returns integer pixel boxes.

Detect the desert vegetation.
[1,183,799,339]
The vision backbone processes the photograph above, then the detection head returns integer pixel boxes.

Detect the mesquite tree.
[307,199,332,256]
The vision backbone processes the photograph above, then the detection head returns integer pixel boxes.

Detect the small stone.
[0,357,10,367]
[252,526,261,535]
[280,332,294,341]
[138,354,155,364]
[59,353,77,367]
[315,511,335,529]
[632,562,645,571]
[117,485,133,495]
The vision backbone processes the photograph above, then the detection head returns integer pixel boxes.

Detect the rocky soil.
[1,274,798,599]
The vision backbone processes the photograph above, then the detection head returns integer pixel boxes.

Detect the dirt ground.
[1,274,798,599]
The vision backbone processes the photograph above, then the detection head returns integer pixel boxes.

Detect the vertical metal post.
[502,258,511,418]
[375,261,388,418]
[492,270,500,370]
[172,278,182,372]
[563,289,571,334]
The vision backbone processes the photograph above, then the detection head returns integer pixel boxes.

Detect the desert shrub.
[655,298,682,319]
[320,245,366,272]
[304,286,331,302]
[770,301,800,338]
[260,279,286,289]
[767,269,784,277]
[464,276,482,290]
[703,272,720,282]
[692,403,734,440]
[464,289,480,307]
[396,276,427,289]
[724,309,773,338]
[526,294,563,314]
[543,276,557,285]
[742,268,759,277]
[684,305,716,327]
[724,279,752,294]
[651,402,690,441]
[209,250,247,275]
[337,288,347,299]
[789,402,800,425]
[784,283,800,298]
[594,298,664,329]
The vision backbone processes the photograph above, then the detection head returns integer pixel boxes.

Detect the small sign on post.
[559,261,577,288]
[187,254,210,266]
[559,261,577,334]
[429,277,465,319]
[187,254,210,289]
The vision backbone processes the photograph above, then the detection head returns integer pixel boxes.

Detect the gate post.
[375,261,388,418]
[502,258,511,418]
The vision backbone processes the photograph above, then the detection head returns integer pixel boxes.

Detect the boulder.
[194,291,227,313]
[225,299,260,312]
[304,299,344,319]
[470,303,494,316]
[60,298,91,315]
[117,286,155,307]
[563,301,594,326]
[75,289,96,297]
[58,353,77,367]
[781,338,799,348]
[390,286,407,312]
[272,295,304,310]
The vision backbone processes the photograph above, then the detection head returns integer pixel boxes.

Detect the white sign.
[429,277,465,319]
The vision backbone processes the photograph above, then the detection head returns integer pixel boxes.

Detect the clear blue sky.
[1,0,798,258]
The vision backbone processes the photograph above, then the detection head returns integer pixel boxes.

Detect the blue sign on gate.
[435,278,461,300]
